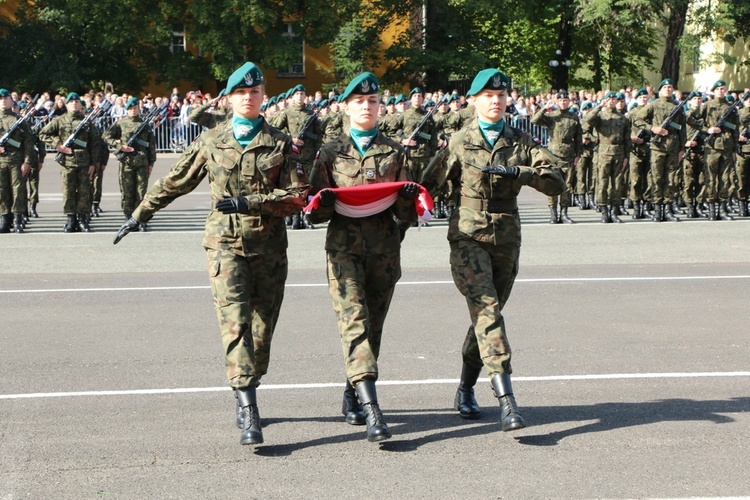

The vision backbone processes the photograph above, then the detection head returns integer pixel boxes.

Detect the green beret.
[603,91,617,99]
[224,62,264,95]
[628,102,639,111]
[340,72,380,102]
[424,99,436,108]
[557,91,569,99]
[448,93,460,103]
[408,87,423,98]
[290,84,306,95]
[385,97,395,106]
[284,89,295,99]
[0,89,10,97]
[394,94,406,104]
[615,92,625,101]
[726,95,735,103]
[260,103,267,112]
[318,99,329,108]
[569,105,579,113]
[466,68,509,97]
[125,97,140,110]
[65,92,81,103]
[581,101,594,110]
[217,89,226,98]
[267,96,277,106]
[275,94,285,102]
[712,80,727,90]
[635,88,648,98]
[658,78,674,91]
[702,96,709,103]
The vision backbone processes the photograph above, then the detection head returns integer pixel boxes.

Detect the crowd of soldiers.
[2,76,749,234]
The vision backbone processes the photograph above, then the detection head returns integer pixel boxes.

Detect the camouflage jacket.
[628,106,651,158]
[102,115,157,167]
[132,119,310,257]
[633,96,687,154]
[0,109,37,166]
[267,111,285,129]
[421,119,566,245]
[277,103,322,166]
[689,97,740,151]
[308,131,416,255]
[738,107,750,154]
[39,111,101,168]
[378,112,402,140]
[442,111,464,139]
[188,103,231,129]
[582,105,632,157]
[399,106,439,158]
[530,107,583,161]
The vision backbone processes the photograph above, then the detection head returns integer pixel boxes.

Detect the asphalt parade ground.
[1,155,750,499]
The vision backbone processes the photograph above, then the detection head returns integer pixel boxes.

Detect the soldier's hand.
[292,138,305,147]
[482,165,520,179]
[120,145,135,153]
[38,163,44,172]
[0,146,4,154]
[113,217,139,245]
[318,189,336,207]
[20,163,31,177]
[88,165,96,180]
[399,182,420,200]
[215,196,258,214]
[402,139,418,147]
[686,140,697,148]
[57,144,73,155]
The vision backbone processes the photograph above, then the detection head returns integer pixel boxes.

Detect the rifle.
[296,109,319,142]
[406,105,438,150]
[0,94,41,150]
[706,89,750,148]
[113,102,168,162]
[737,125,750,155]
[651,90,698,145]
[54,99,113,165]
[635,128,651,144]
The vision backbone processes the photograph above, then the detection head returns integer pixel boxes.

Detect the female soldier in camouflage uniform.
[421,68,566,432]
[307,72,419,443]
[113,62,309,446]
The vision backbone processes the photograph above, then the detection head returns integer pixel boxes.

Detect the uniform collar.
[216,117,274,152]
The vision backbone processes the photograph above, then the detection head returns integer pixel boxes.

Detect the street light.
[548,49,572,91]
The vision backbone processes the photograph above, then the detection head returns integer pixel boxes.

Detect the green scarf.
[232,115,263,147]
[478,118,505,148]
[349,126,379,155]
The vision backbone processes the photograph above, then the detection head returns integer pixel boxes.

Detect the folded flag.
[304,181,434,224]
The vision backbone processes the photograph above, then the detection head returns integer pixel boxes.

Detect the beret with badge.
[466,68,509,97]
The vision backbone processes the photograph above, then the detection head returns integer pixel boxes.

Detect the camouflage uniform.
[103,115,157,217]
[307,132,416,383]
[576,121,597,205]
[530,107,582,211]
[628,105,651,211]
[582,105,631,209]
[26,133,46,215]
[421,119,565,376]
[399,106,439,181]
[90,122,111,214]
[39,111,101,215]
[131,119,309,389]
[0,109,36,219]
[734,107,750,215]
[683,105,706,214]
[378,112,401,140]
[189,102,231,130]
[277,103,322,176]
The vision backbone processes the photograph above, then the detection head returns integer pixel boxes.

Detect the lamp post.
[548,49,571,91]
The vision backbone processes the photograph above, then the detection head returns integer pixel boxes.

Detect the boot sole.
[345,415,366,425]
[367,432,391,443]
[502,421,526,432]
[240,435,264,445]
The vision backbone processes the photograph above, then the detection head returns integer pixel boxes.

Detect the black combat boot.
[651,203,663,222]
[548,203,560,224]
[13,214,24,233]
[454,363,482,419]
[664,202,680,222]
[285,216,292,227]
[354,380,391,442]
[236,387,263,445]
[600,206,611,223]
[739,201,748,217]
[92,203,101,217]
[291,212,302,229]
[685,201,697,218]
[559,207,574,224]
[302,214,315,229]
[625,197,634,209]
[138,222,148,232]
[490,373,525,432]
[29,203,38,218]
[708,202,717,221]
[674,199,686,215]
[617,203,629,216]
[0,214,10,234]
[695,202,707,218]
[342,380,366,425]
[63,214,78,233]
[718,201,734,221]
[78,214,91,232]
[588,193,597,209]
[609,205,622,223]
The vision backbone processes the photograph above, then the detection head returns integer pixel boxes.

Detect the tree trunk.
[661,0,689,85]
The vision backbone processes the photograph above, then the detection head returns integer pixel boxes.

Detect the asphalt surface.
[1,155,749,499]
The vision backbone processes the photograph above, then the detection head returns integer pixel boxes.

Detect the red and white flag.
[304,182,434,225]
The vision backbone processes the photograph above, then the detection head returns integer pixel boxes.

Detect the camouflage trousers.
[629,149,650,201]
[650,149,680,204]
[450,238,520,376]
[326,250,401,384]
[91,165,104,204]
[61,165,91,215]
[683,151,705,203]
[0,161,27,215]
[575,154,594,195]
[206,248,288,389]
[408,156,430,184]
[119,163,150,216]
[735,152,750,201]
[704,148,733,202]
[548,165,572,208]
[26,165,40,205]
[595,153,624,206]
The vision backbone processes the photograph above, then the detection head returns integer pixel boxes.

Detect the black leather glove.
[319,189,336,207]
[481,165,520,179]
[399,182,420,200]
[113,217,139,245]
[215,196,252,214]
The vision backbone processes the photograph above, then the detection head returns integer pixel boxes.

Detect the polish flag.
[304,181,433,224]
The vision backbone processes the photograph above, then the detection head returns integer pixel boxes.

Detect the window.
[278,23,305,77]
[171,24,186,54]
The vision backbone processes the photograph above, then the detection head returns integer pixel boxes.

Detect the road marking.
[2,372,749,400]
[2,275,750,294]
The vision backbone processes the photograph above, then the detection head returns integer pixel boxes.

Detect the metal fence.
[28,113,549,152]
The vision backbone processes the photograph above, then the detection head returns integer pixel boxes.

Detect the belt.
[460,196,517,213]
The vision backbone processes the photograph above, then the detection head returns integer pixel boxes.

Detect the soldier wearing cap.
[307,72,419,443]
[189,89,231,130]
[397,88,439,181]
[734,91,750,217]
[531,90,582,223]
[378,96,400,140]
[113,62,310,446]
[576,101,598,209]
[688,80,740,220]
[39,92,102,232]
[421,68,566,432]
[323,96,346,143]
[633,78,687,222]
[103,97,158,228]
[582,90,632,223]
[627,88,653,219]
[683,92,707,218]
[0,88,36,233]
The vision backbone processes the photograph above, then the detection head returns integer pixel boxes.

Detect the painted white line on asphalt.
[2,275,750,294]
[2,372,749,400]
